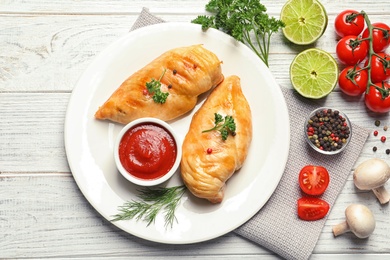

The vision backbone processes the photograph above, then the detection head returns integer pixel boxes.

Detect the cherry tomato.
[297,197,330,221]
[336,35,368,65]
[365,82,390,113]
[362,22,390,53]
[365,52,390,83]
[298,165,330,196]
[334,10,365,37]
[338,66,368,96]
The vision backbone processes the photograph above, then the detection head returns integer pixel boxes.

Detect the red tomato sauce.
[118,123,177,180]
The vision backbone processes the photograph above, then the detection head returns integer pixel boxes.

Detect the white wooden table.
[1,1,390,258]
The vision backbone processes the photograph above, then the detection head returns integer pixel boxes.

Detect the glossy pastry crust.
[180,75,252,203]
[95,45,223,124]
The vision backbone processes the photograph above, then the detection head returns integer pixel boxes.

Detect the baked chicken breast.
[180,75,252,203]
[95,45,223,124]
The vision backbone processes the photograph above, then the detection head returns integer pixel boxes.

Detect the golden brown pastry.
[180,75,252,203]
[95,45,223,124]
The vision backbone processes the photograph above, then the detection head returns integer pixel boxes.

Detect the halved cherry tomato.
[338,66,368,96]
[362,22,390,53]
[364,82,390,113]
[334,10,365,37]
[364,52,390,83]
[297,197,330,221]
[299,165,330,196]
[336,35,368,65]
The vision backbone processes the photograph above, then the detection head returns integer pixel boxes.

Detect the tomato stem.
[346,65,363,86]
[346,13,360,24]
[360,11,389,98]
[361,11,375,93]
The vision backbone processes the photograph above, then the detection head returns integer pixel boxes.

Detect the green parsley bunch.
[192,0,285,67]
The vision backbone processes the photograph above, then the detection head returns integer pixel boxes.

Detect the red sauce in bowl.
[118,123,177,180]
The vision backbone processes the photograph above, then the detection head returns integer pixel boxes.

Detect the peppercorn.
[381,136,387,143]
[386,149,390,155]
[384,126,388,131]
[373,146,378,152]
[206,148,212,154]
[306,108,350,152]
[168,84,172,89]
[375,120,381,126]
[373,130,379,136]
[173,69,177,75]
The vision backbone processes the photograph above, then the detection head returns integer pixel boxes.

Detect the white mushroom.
[332,204,376,238]
[353,158,390,204]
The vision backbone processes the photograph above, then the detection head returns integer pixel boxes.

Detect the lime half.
[290,48,338,99]
[281,0,328,45]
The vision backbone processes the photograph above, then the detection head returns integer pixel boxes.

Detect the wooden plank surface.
[1,0,390,258]
[0,174,389,258]
[2,12,390,92]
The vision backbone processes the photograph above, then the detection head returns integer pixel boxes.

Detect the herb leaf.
[192,0,284,67]
[146,69,169,104]
[202,113,236,140]
[111,185,187,229]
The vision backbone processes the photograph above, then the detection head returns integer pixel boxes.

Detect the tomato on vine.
[362,22,390,53]
[338,66,368,96]
[334,10,365,37]
[364,53,390,83]
[336,35,368,65]
[334,10,390,113]
[365,82,390,113]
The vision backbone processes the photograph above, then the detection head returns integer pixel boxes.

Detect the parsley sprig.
[192,0,284,67]
[146,69,169,104]
[202,113,236,140]
[111,185,187,229]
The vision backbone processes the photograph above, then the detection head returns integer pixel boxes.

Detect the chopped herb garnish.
[146,69,169,104]
[202,113,236,140]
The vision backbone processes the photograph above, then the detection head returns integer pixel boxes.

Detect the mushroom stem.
[372,186,390,204]
[332,221,350,237]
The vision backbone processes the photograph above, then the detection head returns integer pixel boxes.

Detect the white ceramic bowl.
[114,117,182,186]
[304,107,352,155]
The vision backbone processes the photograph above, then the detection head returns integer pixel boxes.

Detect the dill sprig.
[111,185,187,229]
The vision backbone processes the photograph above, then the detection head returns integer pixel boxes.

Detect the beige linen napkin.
[131,8,370,260]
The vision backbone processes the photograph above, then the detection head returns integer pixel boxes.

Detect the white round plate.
[64,22,290,244]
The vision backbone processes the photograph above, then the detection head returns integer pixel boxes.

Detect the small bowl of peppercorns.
[304,107,352,155]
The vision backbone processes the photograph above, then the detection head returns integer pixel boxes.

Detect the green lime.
[280,0,328,45]
[290,48,338,99]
